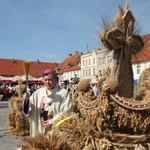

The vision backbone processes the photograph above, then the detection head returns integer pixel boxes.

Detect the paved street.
[0,101,23,150]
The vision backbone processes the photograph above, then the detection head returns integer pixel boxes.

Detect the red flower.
[15,115,19,120]
[8,113,11,120]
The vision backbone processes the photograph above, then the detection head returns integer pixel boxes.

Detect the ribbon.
[52,115,75,131]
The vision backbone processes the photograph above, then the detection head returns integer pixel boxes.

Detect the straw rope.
[78,93,101,109]
[103,133,150,144]
[110,94,150,110]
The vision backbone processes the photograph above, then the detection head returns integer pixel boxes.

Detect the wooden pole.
[23,60,30,91]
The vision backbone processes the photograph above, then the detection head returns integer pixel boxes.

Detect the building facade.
[81,45,150,85]
[81,48,113,80]
[97,49,113,77]
[81,49,100,80]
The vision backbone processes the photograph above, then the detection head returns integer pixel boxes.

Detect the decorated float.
[15,3,150,150]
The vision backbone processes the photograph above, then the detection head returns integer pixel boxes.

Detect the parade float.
[18,2,150,150]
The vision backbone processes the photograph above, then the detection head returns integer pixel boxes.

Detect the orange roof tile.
[58,53,81,74]
[132,34,150,63]
[0,58,59,78]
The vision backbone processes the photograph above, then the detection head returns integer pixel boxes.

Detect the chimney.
[37,59,40,63]
[12,58,15,63]
[75,51,79,55]
[68,54,72,57]
[86,50,89,53]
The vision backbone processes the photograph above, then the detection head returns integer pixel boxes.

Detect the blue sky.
[0,0,150,63]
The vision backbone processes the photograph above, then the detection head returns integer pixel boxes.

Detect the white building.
[81,46,150,85]
[81,48,113,80]
[81,49,100,80]
[97,49,113,77]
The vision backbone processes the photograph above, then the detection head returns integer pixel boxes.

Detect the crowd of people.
[0,78,99,103]
[0,83,43,101]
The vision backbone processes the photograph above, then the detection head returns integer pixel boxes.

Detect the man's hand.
[43,120,52,129]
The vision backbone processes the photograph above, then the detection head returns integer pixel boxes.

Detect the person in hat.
[22,69,74,137]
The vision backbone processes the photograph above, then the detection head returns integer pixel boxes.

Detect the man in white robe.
[22,69,74,137]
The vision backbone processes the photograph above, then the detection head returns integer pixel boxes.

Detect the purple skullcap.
[43,69,54,76]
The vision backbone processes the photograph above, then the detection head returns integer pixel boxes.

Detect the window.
[86,60,87,66]
[89,69,91,76]
[68,64,71,68]
[77,62,80,66]
[88,59,90,65]
[93,68,95,75]
[137,65,140,74]
[99,70,102,76]
[86,69,88,76]
[83,60,85,66]
[74,72,77,78]
[93,58,95,64]
[83,70,85,76]
[103,57,106,64]
[99,58,101,65]
[108,56,111,63]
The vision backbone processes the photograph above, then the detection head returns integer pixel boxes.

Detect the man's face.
[43,74,57,90]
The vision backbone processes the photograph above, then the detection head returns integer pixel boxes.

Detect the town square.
[0,1,150,150]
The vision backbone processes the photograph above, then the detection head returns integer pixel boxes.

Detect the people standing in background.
[91,82,99,97]
[12,85,16,96]
[8,84,13,98]
[26,85,31,96]
[4,85,9,100]
[0,86,4,101]
[30,85,36,95]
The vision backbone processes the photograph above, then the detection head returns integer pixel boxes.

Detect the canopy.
[0,75,43,84]
[0,76,12,83]
[11,76,22,82]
